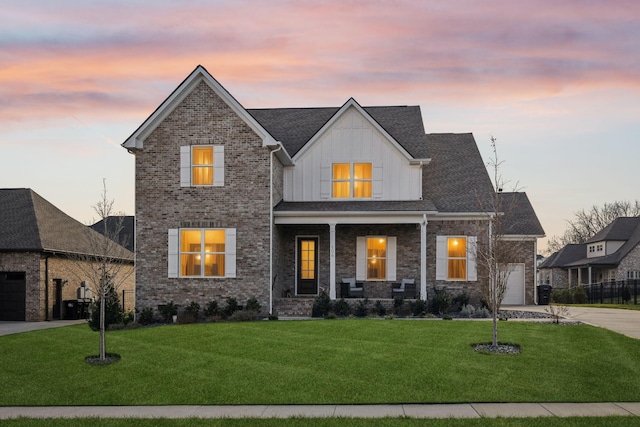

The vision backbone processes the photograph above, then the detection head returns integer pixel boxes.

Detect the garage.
[0,272,26,321]
[502,263,525,305]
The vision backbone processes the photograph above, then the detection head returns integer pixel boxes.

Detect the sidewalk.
[1,402,639,419]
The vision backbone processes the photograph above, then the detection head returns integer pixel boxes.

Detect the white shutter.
[356,236,366,280]
[225,228,236,278]
[320,162,331,199]
[435,236,447,280]
[467,236,477,281]
[213,145,225,187]
[387,236,396,281]
[168,229,179,278]
[180,146,191,187]
[372,164,383,199]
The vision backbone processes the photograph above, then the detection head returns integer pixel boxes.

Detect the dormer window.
[588,243,604,255]
[332,163,372,198]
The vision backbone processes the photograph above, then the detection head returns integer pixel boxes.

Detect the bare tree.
[475,137,522,347]
[72,180,134,361]
[546,200,640,254]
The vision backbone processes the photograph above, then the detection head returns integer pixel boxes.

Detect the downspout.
[269,143,283,316]
[45,255,50,321]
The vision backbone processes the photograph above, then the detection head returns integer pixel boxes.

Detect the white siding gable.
[283,106,421,201]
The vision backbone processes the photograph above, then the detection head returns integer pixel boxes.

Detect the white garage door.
[502,263,525,305]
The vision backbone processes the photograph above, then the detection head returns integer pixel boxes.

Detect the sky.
[1,0,639,254]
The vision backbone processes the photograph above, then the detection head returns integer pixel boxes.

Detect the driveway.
[503,305,640,340]
[0,320,86,337]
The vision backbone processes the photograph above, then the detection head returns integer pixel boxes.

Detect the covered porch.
[272,201,435,304]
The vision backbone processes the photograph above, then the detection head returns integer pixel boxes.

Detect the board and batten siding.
[283,107,421,201]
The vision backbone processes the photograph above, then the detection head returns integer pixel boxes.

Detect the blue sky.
[1,0,639,252]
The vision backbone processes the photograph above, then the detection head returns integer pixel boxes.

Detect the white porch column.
[588,266,592,285]
[420,214,427,301]
[329,222,336,300]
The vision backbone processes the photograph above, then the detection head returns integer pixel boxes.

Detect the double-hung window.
[168,228,236,278]
[332,163,372,198]
[436,236,477,281]
[180,145,224,187]
[356,236,397,281]
[366,237,387,280]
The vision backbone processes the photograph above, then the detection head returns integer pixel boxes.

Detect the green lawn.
[1,319,639,406]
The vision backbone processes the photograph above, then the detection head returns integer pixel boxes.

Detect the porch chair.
[391,278,416,299]
[340,277,364,298]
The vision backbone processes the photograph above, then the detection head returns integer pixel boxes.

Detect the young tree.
[72,180,134,361]
[546,200,640,253]
[476,137,521,347]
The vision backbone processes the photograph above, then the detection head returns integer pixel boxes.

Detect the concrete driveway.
[0,320,86,337]
[504,305,640,340]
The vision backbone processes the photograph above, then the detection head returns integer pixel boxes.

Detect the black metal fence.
[582,280,639,305]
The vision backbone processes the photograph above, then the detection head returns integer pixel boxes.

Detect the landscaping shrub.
[573,285,588,304]
[245,296,261,313]
[354,298,369,317]
[223,297,240,318]
[472,306,491,318]
[181,301,200,323]
[138,307,154,325]
[410,298,427,317]
[429,288,450,314]
[393,297,404,315]
[89,285,123,331]
[204,299,220,318]
[158,301,178,323]
[312,291,332,317]
[552,286,588,304]
[374,300,386,317]
[460,304,476,318]
[333,298,351,317]
[230,309,259,322]
[451,291,470,311]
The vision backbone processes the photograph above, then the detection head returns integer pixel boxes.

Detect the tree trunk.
[100,291,106,361]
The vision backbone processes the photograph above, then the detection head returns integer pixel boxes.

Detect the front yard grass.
[1,319,639,406]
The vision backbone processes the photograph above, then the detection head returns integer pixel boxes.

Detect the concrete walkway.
[0,402,639,419]
[0,319,86,336]
[502,305,640,339]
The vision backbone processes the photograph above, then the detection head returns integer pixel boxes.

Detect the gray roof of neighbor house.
[248,104,430,159]
[0,189,133,260]
[540,217,640,269]
[91,216,135,252]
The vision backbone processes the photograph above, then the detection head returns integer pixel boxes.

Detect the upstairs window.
[331,163,372,198]
[180,145,224,187]
[192,147,214,185]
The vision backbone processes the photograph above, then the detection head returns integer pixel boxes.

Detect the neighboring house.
[122,65,544,315]
[540,217,640,287]
[0,189,135,321]
[91,216,135,252]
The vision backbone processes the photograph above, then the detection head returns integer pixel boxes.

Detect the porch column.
[420,214,427,301]
[578,268,582,286]
[329,222,336,300]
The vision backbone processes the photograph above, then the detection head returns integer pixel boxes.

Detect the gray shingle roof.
[539,244,585,268]
[0,189,133,260]
[585,217,640,243]
[248,104,429,159]
[498,192,545,236]
[422,133,496,213]
[91,216,135,252]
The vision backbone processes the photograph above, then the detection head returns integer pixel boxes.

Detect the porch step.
[273,298,315,317]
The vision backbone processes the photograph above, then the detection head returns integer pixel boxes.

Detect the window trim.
[168,227,236,279]
[435,235,477,282]
[180,145,225,187]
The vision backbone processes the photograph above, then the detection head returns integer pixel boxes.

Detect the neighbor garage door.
[0,272,26,321]
[502,263,525,305]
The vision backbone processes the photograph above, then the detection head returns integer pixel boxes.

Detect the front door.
[297,237,318,295]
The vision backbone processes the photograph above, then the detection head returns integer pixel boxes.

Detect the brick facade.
[0,252,134,321]
[134,80,272,313]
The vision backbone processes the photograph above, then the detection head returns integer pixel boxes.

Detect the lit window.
[447,237,467,280]
[300,240,316,280]
[367,237,387,280]
[192,146,214,186]
[180,229,225,277]
[332,163,372,198]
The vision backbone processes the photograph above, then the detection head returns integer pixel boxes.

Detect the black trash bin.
[63,300,79,320]
[537,285,552,305]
